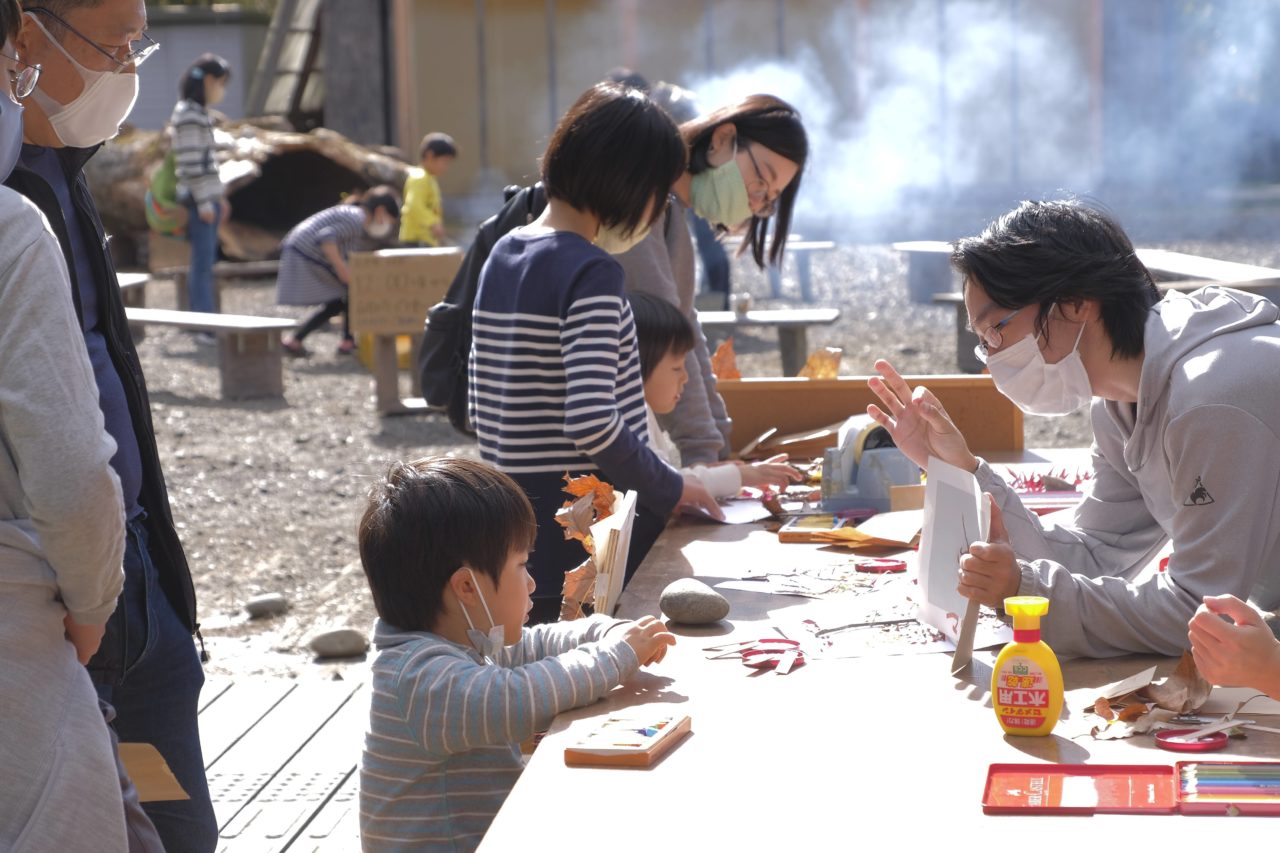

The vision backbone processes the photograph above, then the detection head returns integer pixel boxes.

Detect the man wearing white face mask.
[4,2,216,851]
[868,199,1280,659]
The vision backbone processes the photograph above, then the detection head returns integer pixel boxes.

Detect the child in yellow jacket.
[399,132,457,246]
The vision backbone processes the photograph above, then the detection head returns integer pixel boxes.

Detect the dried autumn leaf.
[797,346,842,380]
[1139,650,1212,713]
[561,473,615,519]
[555,493,596,550]
[1092,697,1116,721]
[560,556,597,621]
[1116,702,1151,722]
[711,337,741,380]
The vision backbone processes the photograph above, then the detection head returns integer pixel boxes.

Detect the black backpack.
[417,183,547,435]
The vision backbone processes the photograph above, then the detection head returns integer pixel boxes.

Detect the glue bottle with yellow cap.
[992,596,1063,736]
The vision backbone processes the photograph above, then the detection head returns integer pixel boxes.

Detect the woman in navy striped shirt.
[470,83,721,623]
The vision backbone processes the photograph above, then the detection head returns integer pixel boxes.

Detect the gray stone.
[659,578,730,625]
[309,627,369,658]
[244,592,289,619]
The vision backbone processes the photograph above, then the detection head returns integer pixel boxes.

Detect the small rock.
[659,578,730,625]
[244,592,289,619]
[309,627,369,658]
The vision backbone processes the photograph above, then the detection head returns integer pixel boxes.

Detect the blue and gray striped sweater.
[359,615,639,851]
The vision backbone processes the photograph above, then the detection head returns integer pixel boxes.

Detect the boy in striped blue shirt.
[358,457,675,853]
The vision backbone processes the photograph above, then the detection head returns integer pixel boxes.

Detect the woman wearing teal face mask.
[614,94,808,469]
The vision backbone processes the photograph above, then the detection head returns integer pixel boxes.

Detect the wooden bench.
[717,374,1023,455]
[892,240,957,303]
[157,260,282,312]
[723,236,837,303]
[124,307,297,400]
[697,307,840,376]
[119,272,150,341]
[933,249,1280,372]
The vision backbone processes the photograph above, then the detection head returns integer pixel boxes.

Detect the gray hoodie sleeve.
[976,401,1280,658]
[0,205,125,625]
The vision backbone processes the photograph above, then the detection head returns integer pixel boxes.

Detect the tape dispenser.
[819,414,919,512]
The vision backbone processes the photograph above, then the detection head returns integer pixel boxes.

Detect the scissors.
[703,637,805,674]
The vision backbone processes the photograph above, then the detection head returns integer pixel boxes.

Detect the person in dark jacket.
[7,2,215,851]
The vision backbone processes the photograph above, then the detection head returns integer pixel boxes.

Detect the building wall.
[131,5,269,130]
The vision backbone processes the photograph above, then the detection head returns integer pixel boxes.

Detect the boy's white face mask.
[459,568,505,663]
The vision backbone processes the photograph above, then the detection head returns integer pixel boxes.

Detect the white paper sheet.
[917,456,989,644]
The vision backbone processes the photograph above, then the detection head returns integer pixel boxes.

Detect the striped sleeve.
[169,99,222,207]
[560,293,684,515]
[399,631,639,755]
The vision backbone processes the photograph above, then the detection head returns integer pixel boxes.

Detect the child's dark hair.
[629,292,695,381]
[178,53,232,106]
[358,457,537,631]
[418,132,457,161]
[347,184,402,220]
[541,82,685,240]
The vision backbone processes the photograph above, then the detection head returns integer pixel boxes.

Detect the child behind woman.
[629,291,800,496]
[358,457,674,852]
[276,186,401,356]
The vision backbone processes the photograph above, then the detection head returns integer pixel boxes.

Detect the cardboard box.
[348,248,462,335]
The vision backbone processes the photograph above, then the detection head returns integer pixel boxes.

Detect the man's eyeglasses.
[26,6,160,71]
[972,306,1023,363]
[742,142,779,218]
[1,52,41,99]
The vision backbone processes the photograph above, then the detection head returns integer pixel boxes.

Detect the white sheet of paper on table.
[1198,686,1280,716]
[917,456,990,644]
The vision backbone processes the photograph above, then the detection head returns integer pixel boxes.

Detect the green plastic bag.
[145,150,188,238]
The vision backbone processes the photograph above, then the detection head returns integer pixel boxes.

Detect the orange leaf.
[711,337,741,380]
[1092,698,1116,721]
[561,473,615,519]
[1116,702,1150,722]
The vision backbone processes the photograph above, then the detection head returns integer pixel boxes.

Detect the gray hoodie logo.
[1184,477,1215,506]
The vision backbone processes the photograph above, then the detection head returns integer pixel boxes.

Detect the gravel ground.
[137,233,1280,678]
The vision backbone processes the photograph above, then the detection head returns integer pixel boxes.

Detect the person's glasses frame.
[1,52,40,98]
[972,306,1024,364]
[742,141,779,218]
[25,6,159,72]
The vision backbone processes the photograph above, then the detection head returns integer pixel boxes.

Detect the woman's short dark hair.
[629,292,695,381]
[179,53,231,106]
[951,199,1162,358]
[358,457,537,631]
[541,82,685,239]
[352,184,402,220]
[1,0,21,41]
[682,94,808,269]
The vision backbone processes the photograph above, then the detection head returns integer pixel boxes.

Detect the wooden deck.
[199,677,367,852]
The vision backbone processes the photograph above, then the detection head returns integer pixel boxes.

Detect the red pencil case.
[983,762,1280,816]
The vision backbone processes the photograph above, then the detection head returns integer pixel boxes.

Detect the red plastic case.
[983,762,1280,816]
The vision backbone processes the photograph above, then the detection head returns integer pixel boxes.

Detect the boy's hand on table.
[958,495,1020,607]
[1190,594,1280,698]
[622,615,676,666]
[738,454,803,490]
[63,614,105,665]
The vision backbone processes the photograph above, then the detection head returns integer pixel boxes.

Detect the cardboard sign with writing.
[348,248,462,335]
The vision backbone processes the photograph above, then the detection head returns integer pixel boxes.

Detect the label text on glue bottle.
[995,657,1050,729]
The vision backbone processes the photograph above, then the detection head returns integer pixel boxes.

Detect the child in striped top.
[469,83,721,623]
[357,457,675,853]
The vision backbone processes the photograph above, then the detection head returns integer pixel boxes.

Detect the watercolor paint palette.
[563,713,692,768]
[983,762,1280,816]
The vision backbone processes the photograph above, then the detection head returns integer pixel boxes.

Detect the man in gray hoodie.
[868,199,1280,658]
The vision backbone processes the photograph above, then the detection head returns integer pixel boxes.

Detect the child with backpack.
[469,83,721,624]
